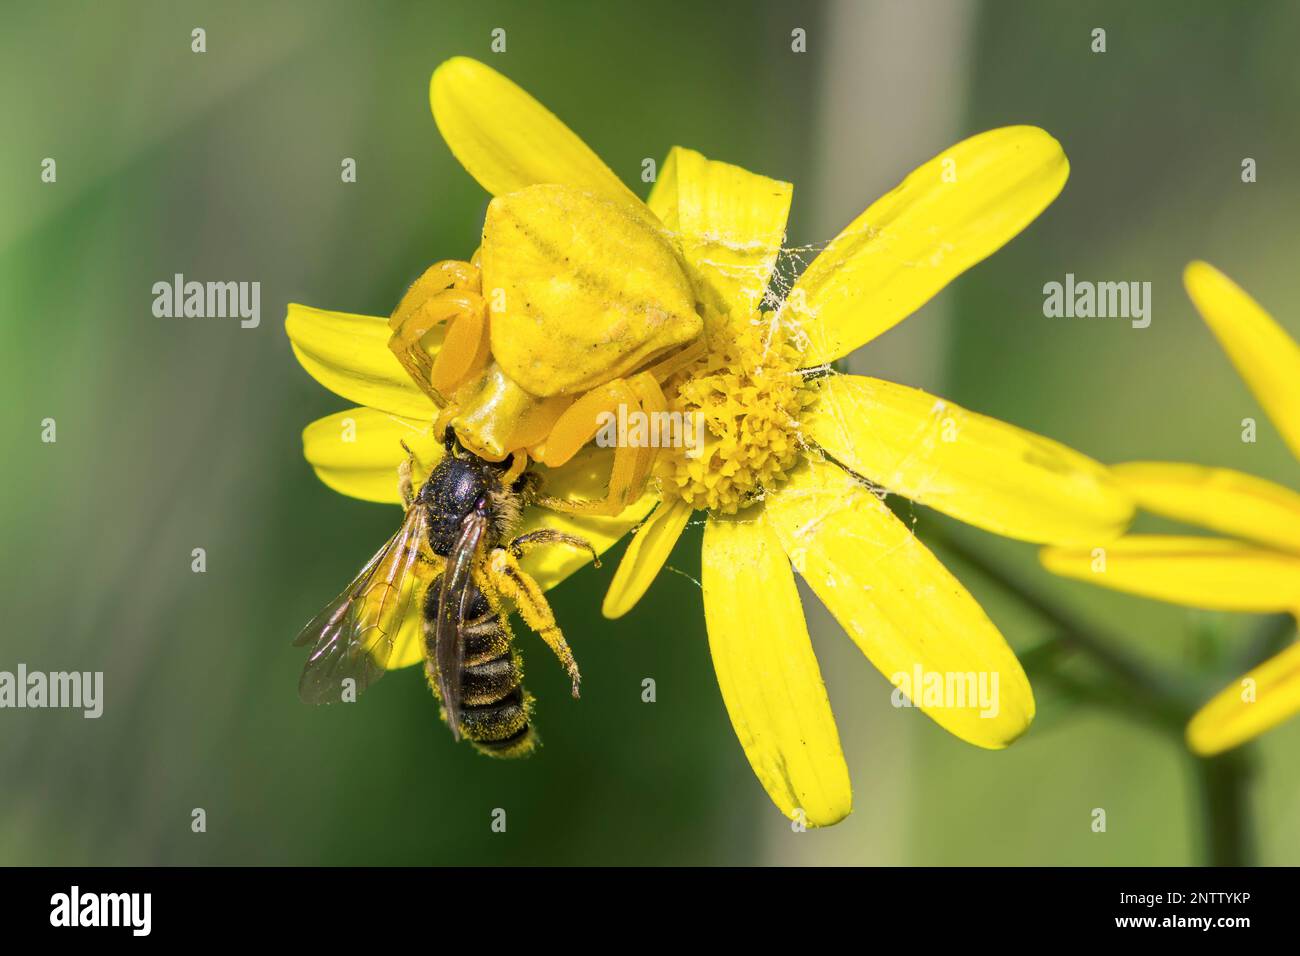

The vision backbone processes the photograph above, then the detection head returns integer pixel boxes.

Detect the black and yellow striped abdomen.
[423,581,537,758]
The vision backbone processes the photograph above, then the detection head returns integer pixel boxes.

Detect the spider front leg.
[429,297,490,395]
[533,373,667,517]
[485,547,582,697]
[388,260,490,402]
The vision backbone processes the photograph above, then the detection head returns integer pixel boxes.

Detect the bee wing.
[433,510,488,740]
[294,506,429,705]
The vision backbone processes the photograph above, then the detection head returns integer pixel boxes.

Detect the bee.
[294,429,597,757]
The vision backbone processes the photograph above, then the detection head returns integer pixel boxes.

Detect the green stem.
[913,516,1255,866]
[1191,749,1255,866]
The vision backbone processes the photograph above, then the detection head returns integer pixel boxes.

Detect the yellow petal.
[302,406,442,504]
[647,146,793,314]
[602,498,694,618]
[1185,261,1300,461]
[430,57,638,204]
[1187,635,1300,755]
[386,613,427,669]
[286,304,433,419]
[759,463,1034,749]
[804,375,1133,545]
[790,127,1069,365]
[701,512,852,826]
[1040,535,1300,612]
[765,459,1035,748]
[1113,461,1300,555]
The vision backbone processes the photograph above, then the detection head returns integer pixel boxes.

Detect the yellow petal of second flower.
[701,512,852,826]
[1040,535,1300,612]
[804,375,1133,546]
[1185,261,1300,462]
[1186,635,1300,755]
[1113,461,1300,555]
[286,304,433,419]
[430,56,638,205]
[765,459,1036,748]
[647,146,793,315]
[790,126,1068,366]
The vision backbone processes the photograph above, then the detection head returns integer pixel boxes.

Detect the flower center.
[655,308,813,514]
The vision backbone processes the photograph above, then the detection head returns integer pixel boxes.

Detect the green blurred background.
[3,0,1298,865]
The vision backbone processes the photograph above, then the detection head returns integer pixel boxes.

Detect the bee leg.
[509,529,600,569]
[485,549,581,697]
[398,440,423,508]
[398,461,415,508]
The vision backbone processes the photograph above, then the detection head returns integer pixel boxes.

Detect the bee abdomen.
[461,650,518,705]
[423,584,537,758]
[462,619,539,757]
[460,683,535,755]
[462,612,510,665]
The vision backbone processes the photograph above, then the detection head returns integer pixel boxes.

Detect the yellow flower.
[287,58,1134,824]
[1042,261,1300,757]
[585,108,1133,824]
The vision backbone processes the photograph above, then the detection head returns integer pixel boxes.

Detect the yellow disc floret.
[656,307,814,513]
